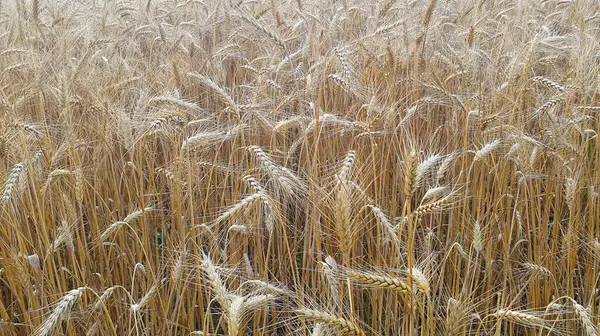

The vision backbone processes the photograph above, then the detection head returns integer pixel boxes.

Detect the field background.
[0,0,599,335]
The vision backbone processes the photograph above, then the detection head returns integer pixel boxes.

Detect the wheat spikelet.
[224,292,276,335]
[227,295,246,336]
[296,308,365,336]
[33,288,87,336]
[51,220,74,252]
[570,300,596,336]
[272,116,310,133]
[330,150,361,260]
[311,323,326,336]
[593,238,600,259]
[304,113,356,135]
[546,302,566,312]
[444,298,470,336]
[533,76,565,92]
[187,73,238,112]
[574,106,600,113]
[131,280,161,313]
[148,95,200,112]
[181,130,228,153]
[564,177,578,211]
[522,262,552,278]
[473,221,482,253]
[171,250,187,283]
[321,256,340,308]
[228,224,248,235]
[238,11,285,49]
[266,79,282,91]
[0,48,31,57]
[367,205,399,248]
[93,286,120,312]
[100,221,128,242]
[412,195,452,216]
[403,150,418,199]
[336,150,356,183]
[243,280,289,296]
[414,154,443,192]
[40,169,73,196]
[74,168,84,205]
[406,267,430,294]
[473,140,501,164]
[422,0,437,27]
[182,125,243,151]
[200,253,230,310]
[529,145,541,168]
[334,181,354,261]
[2,162,25,206]
[48,169,71,179]
[134,263,147,278]
[156,167,187,186]
[241,294,275,315]
[490,309,546,327]
[243,175,264,193]
[534,98,565,117]
[371,19,404,37]
[437,152,458,181]
[248,145,305,199]
[515,210,524,239]
[345,268,409,292]
[147,114,185,135]
[100,207,153,241]
[211,192,274,232]
[1,63,29,77]
[479,115,500,132]
[122,207,152,223]
[506,141,521,161]
[333,47,352,80]
[421,186,450,204]
[85,321,101,336]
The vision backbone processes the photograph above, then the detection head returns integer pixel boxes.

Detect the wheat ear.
[296,308,365,336]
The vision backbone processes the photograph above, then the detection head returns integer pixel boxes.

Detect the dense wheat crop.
[0,0,599,335]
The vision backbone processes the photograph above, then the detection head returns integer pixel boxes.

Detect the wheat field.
[0,0,599,335]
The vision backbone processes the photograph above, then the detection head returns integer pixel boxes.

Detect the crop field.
[0,0,599,335]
